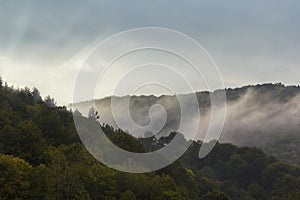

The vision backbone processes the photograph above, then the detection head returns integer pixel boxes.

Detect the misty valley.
[0,80,300,199]
[2,0,300,199]
[73,83,300,165]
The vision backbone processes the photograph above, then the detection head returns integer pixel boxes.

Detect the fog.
[72,84,300,147]
[216,89,300,146]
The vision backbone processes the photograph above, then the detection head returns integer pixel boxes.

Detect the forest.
[73,83,300,165]
[0,78,300,200]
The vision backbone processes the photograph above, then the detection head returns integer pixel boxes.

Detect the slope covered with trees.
[73,83,300,165]
[0,79,299,199]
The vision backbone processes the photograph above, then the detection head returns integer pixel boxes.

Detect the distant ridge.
[71,83,300,165]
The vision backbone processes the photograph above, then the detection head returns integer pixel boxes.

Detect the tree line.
[0,78,299,199]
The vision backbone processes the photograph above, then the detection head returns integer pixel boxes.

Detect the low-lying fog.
[72,84,300,147]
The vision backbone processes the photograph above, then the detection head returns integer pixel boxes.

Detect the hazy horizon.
[1,0,300,105]
[2,77,299,107]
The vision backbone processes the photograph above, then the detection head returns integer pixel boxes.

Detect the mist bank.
[71,83,300,148]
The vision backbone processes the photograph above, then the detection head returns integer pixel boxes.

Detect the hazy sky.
[1,0,300,105]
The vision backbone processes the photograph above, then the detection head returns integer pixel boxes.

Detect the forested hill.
[0,80,300,199]
[73,83,300,165]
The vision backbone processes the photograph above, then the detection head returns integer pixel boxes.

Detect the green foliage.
[288,191,300,200]
[0,82,299,199]
[0,154,32,200]
[29,164,50,199]
[247,183,267,200]
[263,134,300,165]
[103,125,146,153]
[120,190,136,200]
[201,191,232,200]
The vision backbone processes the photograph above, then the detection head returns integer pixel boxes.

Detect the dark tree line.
[0,79,299,199]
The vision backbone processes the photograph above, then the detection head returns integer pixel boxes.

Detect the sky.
[0,0,300,105]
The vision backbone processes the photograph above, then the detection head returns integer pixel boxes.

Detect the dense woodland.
[74,83,300,165]
[0,78,300,199]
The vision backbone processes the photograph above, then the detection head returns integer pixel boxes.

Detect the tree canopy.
[0,80,299,199]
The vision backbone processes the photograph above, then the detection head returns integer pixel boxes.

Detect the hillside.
[72,83,300,165]
[0,80,300,199]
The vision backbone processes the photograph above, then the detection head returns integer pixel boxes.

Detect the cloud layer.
[1,0,300,104]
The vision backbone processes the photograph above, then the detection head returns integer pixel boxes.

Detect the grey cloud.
[1,0,300,104]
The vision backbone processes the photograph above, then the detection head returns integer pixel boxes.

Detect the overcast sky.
[1,0,300,105]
